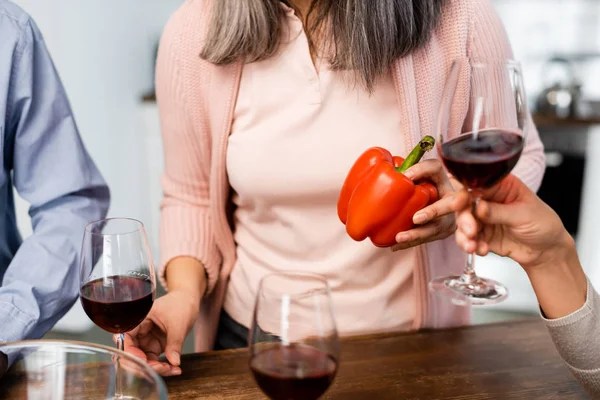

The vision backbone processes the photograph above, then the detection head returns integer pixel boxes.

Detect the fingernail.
[396,233,410,242]
[413,212,427,224]
[403,170,414,179]
[172,352,181,366]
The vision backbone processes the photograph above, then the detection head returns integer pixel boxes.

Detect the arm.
[156,6,219,299]
[529,238,600,397]
[1,17,109,342]
[453,176,598,397]
[468,0,546,192]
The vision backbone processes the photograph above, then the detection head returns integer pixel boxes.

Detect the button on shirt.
[225,3,417,336]
[0,1,109,343]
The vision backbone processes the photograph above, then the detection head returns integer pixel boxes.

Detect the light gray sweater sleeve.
[543,279,600,398]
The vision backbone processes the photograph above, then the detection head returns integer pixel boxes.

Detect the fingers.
[117,317,182,377]
[413,195,456,225]
[455,208,478,239]
[148,360,182,377]
[119,319,152,351]
[455,225,490,256]
[164,325,186,367]
[138,319,154,336]
[452,189,470,212]
[404,159,453,196]
[455,226,477,253]
[121,334,148,361]
[393,216,456,251]
[475,200,517,226]
[135,333,181,376]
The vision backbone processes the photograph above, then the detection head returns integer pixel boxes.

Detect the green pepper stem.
[395,135,436,174]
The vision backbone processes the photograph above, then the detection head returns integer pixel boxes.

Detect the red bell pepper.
[337,136,438,247]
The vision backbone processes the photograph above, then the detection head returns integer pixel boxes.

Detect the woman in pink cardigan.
[123,0,545,376]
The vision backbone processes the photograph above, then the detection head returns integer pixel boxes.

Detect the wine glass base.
[429,275,508,306]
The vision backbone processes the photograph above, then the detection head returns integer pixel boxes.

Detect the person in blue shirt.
[0,0,110,369]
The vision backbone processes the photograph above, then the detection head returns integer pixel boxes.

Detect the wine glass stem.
[461,193,481,284]
[463,252,477,282]
[116,333,125,352]
[115,333,125,398]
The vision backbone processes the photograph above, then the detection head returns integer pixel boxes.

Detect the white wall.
[12,0,183,228]
[494,0,600,100]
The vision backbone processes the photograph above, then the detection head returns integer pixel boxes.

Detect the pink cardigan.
[156,0,546,352]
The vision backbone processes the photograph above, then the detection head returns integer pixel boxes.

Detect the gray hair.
[201,0,447,91]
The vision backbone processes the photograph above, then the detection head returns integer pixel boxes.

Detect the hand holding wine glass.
[429,59,528,305]
[453,174,569,266]
[121,290,199,376]
[453,174,587,320]
[249,272,340,400]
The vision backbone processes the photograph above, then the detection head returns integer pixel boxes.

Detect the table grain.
[166,319,588,399]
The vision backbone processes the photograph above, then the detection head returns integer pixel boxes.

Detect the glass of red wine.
[79,218,156,399]
[429,59,528,306]
[249,272,340,400]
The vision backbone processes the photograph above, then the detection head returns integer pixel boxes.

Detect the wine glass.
[249,272,340,400]
[79,218,156,399]
[0,341,167,399]
[429,59,528,306]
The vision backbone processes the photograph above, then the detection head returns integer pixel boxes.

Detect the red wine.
[80,275,154,334]
[441,129,524,189]
[250,344,337,400]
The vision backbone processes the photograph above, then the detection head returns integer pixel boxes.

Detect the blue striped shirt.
[0,0,109,342]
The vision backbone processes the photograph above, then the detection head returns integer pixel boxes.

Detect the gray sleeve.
[543,279,600,398]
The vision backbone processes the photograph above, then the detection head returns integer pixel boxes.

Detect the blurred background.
[9,0,600,352]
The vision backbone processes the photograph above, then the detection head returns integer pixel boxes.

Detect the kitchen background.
[9,0,600,352]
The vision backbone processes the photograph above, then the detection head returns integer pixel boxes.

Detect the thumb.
[165,325,186,366]
[476,200,522,227]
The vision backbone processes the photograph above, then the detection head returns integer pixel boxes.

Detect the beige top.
[544,280,600,398]
[224,3,415,335]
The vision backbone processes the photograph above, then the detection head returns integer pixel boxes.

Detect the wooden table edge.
[180,317,542,359]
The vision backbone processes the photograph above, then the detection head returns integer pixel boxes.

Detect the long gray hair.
[201,0,447,91]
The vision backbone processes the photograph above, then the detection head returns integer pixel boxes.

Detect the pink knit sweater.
[156,0,546,352]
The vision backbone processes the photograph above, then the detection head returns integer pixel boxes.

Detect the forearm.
[1,191,108,341]
[525,233,587,319]
[531,236,600,397]
[165,257,208,304]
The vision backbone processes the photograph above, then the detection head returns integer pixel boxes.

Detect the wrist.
[522,230,576,272]
[165,257,207,305]
[169,287,202,307]
[525,232,587,319]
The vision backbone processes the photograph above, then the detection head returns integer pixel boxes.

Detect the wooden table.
[166,319,588,399]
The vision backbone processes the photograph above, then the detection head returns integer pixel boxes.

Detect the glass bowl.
[0,340,167,400]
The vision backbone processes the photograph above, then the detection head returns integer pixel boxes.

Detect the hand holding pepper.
[391,158,458,251]
[338,136,457,248]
